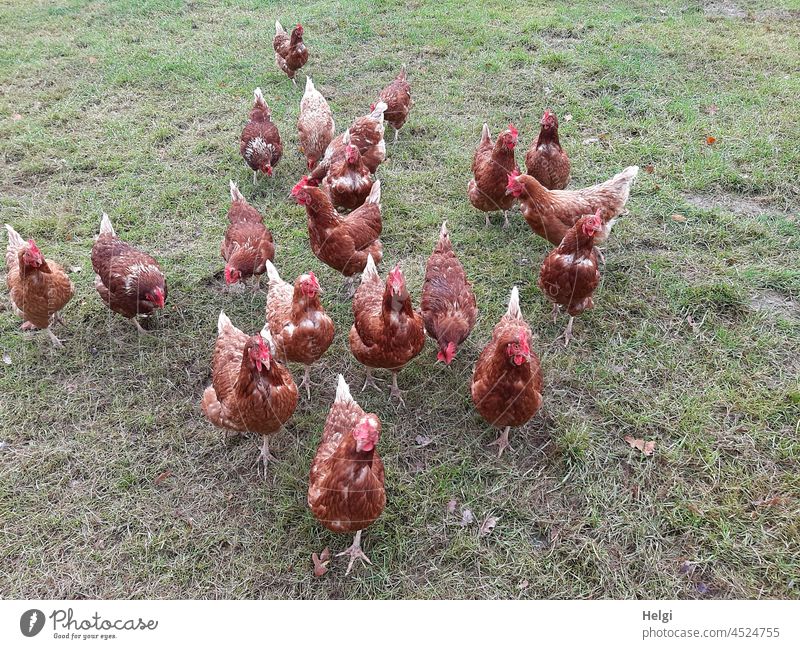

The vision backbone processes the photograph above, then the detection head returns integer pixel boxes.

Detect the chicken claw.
[337,530,372,576]
[361,368,383,393]
[20,321,36,331]
[488,426,513,458]
[559,316,575,347]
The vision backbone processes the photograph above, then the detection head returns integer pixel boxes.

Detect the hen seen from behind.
[297,76,335,171]
[374,65,412,143]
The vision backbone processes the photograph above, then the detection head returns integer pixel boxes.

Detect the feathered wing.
[265,261,294,337]
[201,313,249,431]
[351,255,384,347]
[339,181,382,250]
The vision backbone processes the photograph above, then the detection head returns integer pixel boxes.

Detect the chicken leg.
[299,365,312,399]
[393,126,399,144]
[256,435,277,479]
[488,426,513,458]
[503,211,510,229]
[337,530,372,576]
[390,371,405,406]
[132,318,148,335]
[561,316,575,347]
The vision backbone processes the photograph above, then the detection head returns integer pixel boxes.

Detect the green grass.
[1,0,799,599]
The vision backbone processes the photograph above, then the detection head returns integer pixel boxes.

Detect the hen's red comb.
[26,239,40,255]
[291,176,309,196]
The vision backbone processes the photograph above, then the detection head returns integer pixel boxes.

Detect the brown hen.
[201,311,298,477]
[467,123,519,228]
[421,221,477,365]
[525,110,571,190]
[273,21,308,84]
[264,260,335,398]
[308,375,385,575]
[5,224,74,347]
[348,256,425,404]
[91,214,166,334]
[240,88,283,184]
[471,287,543,457]
[222,181,275,287]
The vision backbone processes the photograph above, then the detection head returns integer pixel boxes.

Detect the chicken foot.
[132,318,149,335]
[557,316,575,347]
[337,530,372,576]
[361,367,384,393]
[488,426,513,458]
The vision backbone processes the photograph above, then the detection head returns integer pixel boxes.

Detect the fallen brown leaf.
[624,436,655,456]
[312,547,331,577]
[704,104,719,115]
[88,56,98,64]
[446,498,458,514]
[751,496,785,508]
[415,434,432,447]
[643,163,655,174]
[705,136,716,146]
[154,469,173,485]
[518,579,529,590]
[671,214,687,222]
[479,514,498,537]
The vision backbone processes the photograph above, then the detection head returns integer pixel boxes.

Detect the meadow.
[1,0,798,599]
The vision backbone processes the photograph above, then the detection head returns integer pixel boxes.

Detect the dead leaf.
[88,56,98,64]
[671,214,687,222]
[624,436,655,456]
[69,265,82,273]
[173,508,195,528]
[460,508,475,526]
[643,163,655,174]
[582,137,599,145]
[446,498,458,514]
[154,469,173,485]
[705,136,716,146]
[479,514,498,537]
[518,579,529,590]
[2,352,11,365]
[563,114,573,122]
[704,104,719,115]
[11,113,22,121]
[312,547,330,577]
[415,434,432,447]
[751,496,785,508]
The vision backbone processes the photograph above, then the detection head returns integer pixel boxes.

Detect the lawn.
[1,0,798,600]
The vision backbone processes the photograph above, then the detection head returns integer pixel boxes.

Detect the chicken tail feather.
[305,76,314,94]
[4,223,24,254]
[99,213,115,237]
[229,180,244,203]
[480,123,490,144]
[335,374,353,403]
[218,310,231,335]
[370,101,388,121]
[275,20,285,34]
[265,259,281,284]
[506,286,522,319]
[362,254,379,283]
[365,179,381,205]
